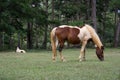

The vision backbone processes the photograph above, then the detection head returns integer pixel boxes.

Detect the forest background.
[0,0,120,51]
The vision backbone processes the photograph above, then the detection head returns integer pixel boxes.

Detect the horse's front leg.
[79,40,87,61]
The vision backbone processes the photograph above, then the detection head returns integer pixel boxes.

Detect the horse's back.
[55,25,81,44]
[67,28,80,44]
[55,27,69,41]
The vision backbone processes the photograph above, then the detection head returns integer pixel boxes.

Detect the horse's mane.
[84,24,103,49]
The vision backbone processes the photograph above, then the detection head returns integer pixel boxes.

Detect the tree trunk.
[91,0,97,31]
[34,27,38,49]
[42,0,48,49]
[9,34,13,49]
[0,33,2,48]
[51,0,55,29]
[42,26,48,49]
[114,18,120,47]
[86,0,90,21]
[51,0,54,21]
[35,35,39,48]
[27,22,33,49]
[0,32,4,50]
[113,9,118,46]
[101,11,106,43]
[17,32,21,48]
[2,32,5,49]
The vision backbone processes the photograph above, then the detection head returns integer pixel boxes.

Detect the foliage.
[0,0,120,50]
[68,20,84,26]
[110,0,120,9]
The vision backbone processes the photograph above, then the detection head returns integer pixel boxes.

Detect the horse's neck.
[85,24,103,49]
[91,33,103,49]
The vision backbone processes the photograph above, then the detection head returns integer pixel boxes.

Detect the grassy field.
[0,48,120,80]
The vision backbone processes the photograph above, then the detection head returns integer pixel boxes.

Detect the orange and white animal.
[50,24,104,62]
[16,47,26,53]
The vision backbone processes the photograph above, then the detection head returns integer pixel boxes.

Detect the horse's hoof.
[79,59,86,62]
[52,58,56,62]
[62,59,66,62]
[53,60,56,62]
[79,59,83,62]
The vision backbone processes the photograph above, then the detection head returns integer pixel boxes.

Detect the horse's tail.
[85,24,103,49]
[50,27,58,58]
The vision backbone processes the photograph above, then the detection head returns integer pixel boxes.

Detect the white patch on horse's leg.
[56,38,58,47]
[52,55,55,60]
[52,56,56,62]
[79,41,87,61]
[61,56,66,62]
[51,45,57,62]
[79,51,86,61]
[52,49,57,62]
[50,29,57,62]
[59,52,66,62]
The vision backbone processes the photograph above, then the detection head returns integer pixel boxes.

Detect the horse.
[16,47,26,53]
[50,24,104,62]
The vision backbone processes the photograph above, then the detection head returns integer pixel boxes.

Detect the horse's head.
[96,46,104,61]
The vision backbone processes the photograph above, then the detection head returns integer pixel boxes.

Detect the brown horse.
[50,24,104,62]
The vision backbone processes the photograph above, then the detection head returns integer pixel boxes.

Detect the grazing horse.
[50,24,104,62]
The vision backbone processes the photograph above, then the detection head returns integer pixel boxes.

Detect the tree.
[27,22,33,49]
[110,0,120,47]
[0,0,120,50]
[114,18,120,47]
[91,0,97,31]
[41,0,48,49]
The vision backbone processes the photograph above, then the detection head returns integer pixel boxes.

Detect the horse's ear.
[101,46,104,50]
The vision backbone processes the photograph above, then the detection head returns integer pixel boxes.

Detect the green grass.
[0,48,120,80]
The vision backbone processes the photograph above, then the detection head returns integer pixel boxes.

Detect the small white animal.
[16,47,26,53]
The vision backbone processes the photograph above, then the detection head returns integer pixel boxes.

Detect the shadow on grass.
[53,59,103,63]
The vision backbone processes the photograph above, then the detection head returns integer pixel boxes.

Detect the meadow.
[0,48,120,80]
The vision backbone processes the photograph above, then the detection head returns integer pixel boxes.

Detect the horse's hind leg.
[58,42,66,62]
[50,31,57,62]
[52,45,57,61]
